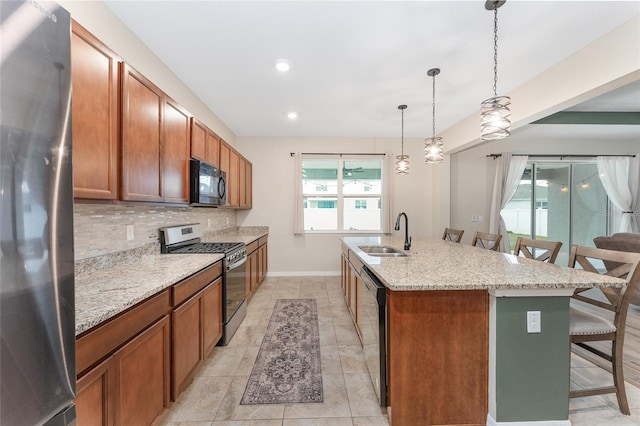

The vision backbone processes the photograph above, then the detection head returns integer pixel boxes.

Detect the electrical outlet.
[126,225,134,241]
[527,311,541,333]
[226,217,230,225]
[478,215,483,222]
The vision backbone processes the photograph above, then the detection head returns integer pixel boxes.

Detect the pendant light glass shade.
[480,1,511,141]
[424,68,444,164]
[480,95,511,140]
[424,136,444,163]
[396,105,409,174]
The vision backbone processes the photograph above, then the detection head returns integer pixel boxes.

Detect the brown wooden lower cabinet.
[245,236,268,299]
[171,266,223,400]
[76,315,171,426]
[202,279,223,356]
[387,290,488,426]
[172,294,202,399]
[115,315,171,426]
[172,277,223,399]
[76,262,224,425]
[76,357,115,426]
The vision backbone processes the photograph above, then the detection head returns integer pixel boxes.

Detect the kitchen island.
[341,236,625,426]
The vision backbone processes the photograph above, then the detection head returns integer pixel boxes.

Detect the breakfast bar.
[341,236,625,426]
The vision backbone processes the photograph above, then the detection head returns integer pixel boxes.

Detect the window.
[300,156,386,233]
[502,161,609,265]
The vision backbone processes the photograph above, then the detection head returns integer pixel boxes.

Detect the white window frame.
[298,154,389,235]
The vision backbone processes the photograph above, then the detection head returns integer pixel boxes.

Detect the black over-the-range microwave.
[190,159,226,206]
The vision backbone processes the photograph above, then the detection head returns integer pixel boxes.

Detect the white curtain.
[293,152,304,234]
[382,153,393,233]
[597,154,639,233]
[489,152,529,253]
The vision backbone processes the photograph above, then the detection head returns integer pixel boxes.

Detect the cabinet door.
[121,64,163,202]
[115,315,170,426]
[202,278,223,357]
[246,161,253,209]
[190,118,206,161]
[172,295,202,400]
[260,243,268,283]
[229,149,240,207]
[239,157,247,208]
[71,22,119,200]
[206,130,220,167]
[245,253,253,297]
[341,254,348,298]
[249,250,259,293]
[219,141,230,206]
[163,97,190,204]
[76,356,115,426]
[347,265,357,319]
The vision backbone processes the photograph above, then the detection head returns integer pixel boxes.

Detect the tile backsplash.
[74,204,237,260]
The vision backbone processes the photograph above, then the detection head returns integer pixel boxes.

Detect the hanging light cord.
[401,107,405,155]
[493,7,499,97]
[431,73,436,138]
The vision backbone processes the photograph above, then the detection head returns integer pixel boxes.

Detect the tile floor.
[158,276,640,426]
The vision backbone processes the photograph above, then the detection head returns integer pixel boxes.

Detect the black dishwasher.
[359,266,388,408]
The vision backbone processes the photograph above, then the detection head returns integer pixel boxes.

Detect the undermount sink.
[358,245,407,257]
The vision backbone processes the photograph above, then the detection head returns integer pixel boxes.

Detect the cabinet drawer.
[76,290,170,376]
[172,261,222,307]
[341,243,349,257]
[348,252,364,272]
[258,235,268,246]
[246,240,258,254]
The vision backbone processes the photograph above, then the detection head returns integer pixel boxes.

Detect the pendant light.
[480,0,511,141]
[395,104,409,174]
[424,68,444,164]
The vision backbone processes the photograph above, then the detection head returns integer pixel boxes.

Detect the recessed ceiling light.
[275,61,290,72]
[287,112,298,120]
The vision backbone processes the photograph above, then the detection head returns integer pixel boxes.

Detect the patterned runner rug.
[241,299,323,404]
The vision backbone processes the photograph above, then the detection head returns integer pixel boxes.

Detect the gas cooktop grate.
[170,242,244,254]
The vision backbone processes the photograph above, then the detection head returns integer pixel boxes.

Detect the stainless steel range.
[160,224,247,345]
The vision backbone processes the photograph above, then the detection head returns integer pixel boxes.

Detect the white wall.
[236,136,441,275]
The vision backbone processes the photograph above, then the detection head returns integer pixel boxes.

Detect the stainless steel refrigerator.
[1,1,76,425]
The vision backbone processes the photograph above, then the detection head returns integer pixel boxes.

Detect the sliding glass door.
[502,161,608,265]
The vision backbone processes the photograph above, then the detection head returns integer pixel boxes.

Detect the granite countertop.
[75,227,268,336]
[342,236,626,291]
[201,227,268,245]
[75,253,224,335]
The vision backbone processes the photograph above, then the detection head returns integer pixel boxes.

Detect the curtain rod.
[486,153,636,159]
[290,152,386,157]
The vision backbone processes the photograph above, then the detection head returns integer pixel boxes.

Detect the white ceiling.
[103,1,640,139]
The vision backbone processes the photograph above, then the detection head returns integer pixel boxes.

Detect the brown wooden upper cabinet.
[190,118,206,162]
[246,161,253,209]
[163,97,191,204]
[206,130,220,167]
[71,21,119,200]
[121,63,163,202]
[190,118,220,168]
[228,148,240,207]
[239,158,253,209]
[121,64,190,204]
[219,139,231,206]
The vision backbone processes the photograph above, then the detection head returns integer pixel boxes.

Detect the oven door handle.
[227,255,247,271]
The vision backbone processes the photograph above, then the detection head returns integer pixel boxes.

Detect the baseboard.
[266,271,341,277]
[487,414,571,426]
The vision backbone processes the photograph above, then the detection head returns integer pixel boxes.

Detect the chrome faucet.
[394,212,411,251]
